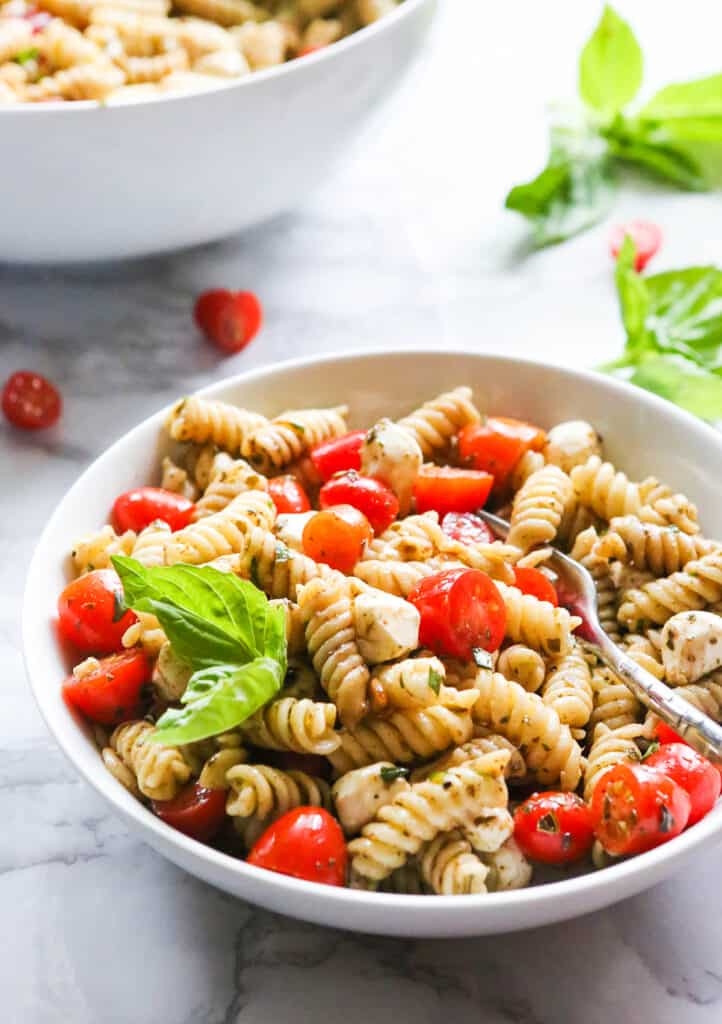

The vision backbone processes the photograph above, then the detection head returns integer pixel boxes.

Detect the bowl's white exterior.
[23,350,722,937]
[0,0,434,264]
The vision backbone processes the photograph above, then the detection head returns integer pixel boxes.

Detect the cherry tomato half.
[193,289,263,354]
[441,511,496,547]
[609,220,662,272]
[153,782,227,843]
[310,430,366,481]
[112,486,196,534]
[302,505,372,574]
[2,370,62,430]
[62,649,150,725]
[513,566,559,607]
[654,721,687,747]
[591,763,691,857]
[319,471,399,535]
[644,743,721,827]
[513,791,594,865]
[57,569,137,654]
[248,806,347,886]
[408,567,506,660]
[268,475,312,514]
[413,465,493,517]
[458,417,546,493]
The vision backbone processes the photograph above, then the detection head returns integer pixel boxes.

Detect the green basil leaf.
[152,657,284,745]
[626,354,722,419]
[380,766,409,784]
[641,74,722,121]
[603,117,706,190]
[578,5,643,117]
[644,266,722,368]
[614,235,652,357]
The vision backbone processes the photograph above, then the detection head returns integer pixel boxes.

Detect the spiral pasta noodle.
[419,831,490,895]
[496,644,546,692]
[494,581,580,657]
[482,838,533,892]
[240,697,340,755]
[589,663,641,732]
[71,524,136,574]
[369,655,449,710]
[242,405,348,475]
[571,456,646,521]
[583,722,645,801]
[110,720,191,800]
[411,734,527,783]
[594,516,715,577]
[617,549,722,630]
[165,490,276,564]
[166,396,267,454]
[508,465,574,552]
[570,526,620,643]
[233,524,333,601]
[354,557,446,598]
[192,455,267,520]
[542,645,593,729]
[226,764,330,847]
[396,386,480,459]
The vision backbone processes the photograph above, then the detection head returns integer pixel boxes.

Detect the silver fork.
[479,509,722,764]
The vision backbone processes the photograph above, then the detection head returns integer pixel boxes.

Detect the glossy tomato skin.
[57,569,137,654]
[268,475,312,514]
[441,511,495,547]
[655,721,687,747]
[112,486,195,534]
[310,430,366,481]
[413,466,493,517]
[2,370,62,430]
[458,417,546,493]
[248,807,347,886]
[591,763,691,856]
[514,792,594,865]
[513,567,559,607]
[153,783,227,843]
[408,567,506,660]
[644,743,721,827]
[62,649,150,725]
[194,290,263,353]
[302,505,372,574]
[319,471,399,534]
[609,220,662,272]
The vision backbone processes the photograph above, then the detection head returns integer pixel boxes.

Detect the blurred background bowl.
[0,0,435,264]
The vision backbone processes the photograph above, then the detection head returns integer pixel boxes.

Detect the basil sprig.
[506,5,722,245]
[113,556,287,744]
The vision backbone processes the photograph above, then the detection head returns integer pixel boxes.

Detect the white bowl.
[0,0,434,264]
[23,349,722,937]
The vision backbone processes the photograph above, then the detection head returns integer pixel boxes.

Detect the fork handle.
[592,629,722,765]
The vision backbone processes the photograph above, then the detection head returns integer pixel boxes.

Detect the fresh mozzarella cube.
[360,418,423,516]
[353,588,420,664]
[661,610,722,684]
[332,762,410,835]
[544,420,602,474]
[274,511,316,553]
[153,643,192,702]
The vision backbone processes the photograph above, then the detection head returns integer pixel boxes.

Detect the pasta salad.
[0,0,400,104]
[57,386,722,895]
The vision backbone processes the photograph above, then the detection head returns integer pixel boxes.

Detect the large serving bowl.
[1,0,434,264]
[23,349,722,937]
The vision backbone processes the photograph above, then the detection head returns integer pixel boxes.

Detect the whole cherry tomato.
[458,417,546,493]
[319,471,399,534]
[408,567,506,660]
[153,782,228,843]
[62,649,150,725]
[309,430,366,481]
[609,220,662,272]
[513,791,595,865]
[302,505,372,574]
[248,807,347,886]
[644,743,721,827]
[513,566,559,607]
[2,370,62,430]
[57,569,137,654]
[194,289,262,353]
[591,762,691,856]
[441,511,495,547]
[268,475,312,514]
[112,486,196,534]
[413,465,493,516]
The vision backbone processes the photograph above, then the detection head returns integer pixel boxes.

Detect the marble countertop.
[3,1,722,1020]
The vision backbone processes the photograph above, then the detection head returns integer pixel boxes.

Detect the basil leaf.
[153,657,284,745]
[380,766,409,784]
[641,74,722,121]
[644,267,722,368]
[428,667,442,695]
[603,116,707,191]
[627,354,722,419]
[578,5,643,117]
[614,235,652,358]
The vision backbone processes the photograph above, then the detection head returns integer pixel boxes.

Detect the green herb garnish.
[428,667,443,695]
[380,766,409,784]
[14,47,39,65]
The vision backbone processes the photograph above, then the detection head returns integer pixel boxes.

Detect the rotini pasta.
[110,720,191,800]
[226,763,330,847]
[240,696,340,755]
[594,516,715,577]
[583,722,645,801]
[496,644,546,692]
[419,831,490,895]
[541,645,593,729]
[396,386,480,460]
[617,549,722,630]
[242,405,348,475]
[508,465,574,553]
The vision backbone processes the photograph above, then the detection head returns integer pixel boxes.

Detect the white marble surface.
[3,1,722,1020]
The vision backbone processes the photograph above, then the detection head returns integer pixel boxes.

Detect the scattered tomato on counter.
[514,792,595,865]
[112,486,196,534]
[194,289,262,353]
[609,220,662,272]
[248,807,347,886]
[2,370,61,430]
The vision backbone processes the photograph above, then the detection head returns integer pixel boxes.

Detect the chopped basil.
[428,771,448,785]
[380,766,409,784]
[428,667,442,695]
[14,47,39,65]
[641,740,660,761]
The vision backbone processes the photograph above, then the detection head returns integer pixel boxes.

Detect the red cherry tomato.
[413,465,494,517]
[458,417,546,493]
[513,566,559,607]
[193,289,262,354]
[310,430,366,481]
[319,471,399,535]
[62,649,150,725]
[268,475,312,514]
[297,44,322,57]
[112,486,196,534]
[248,807,347,886]
[2,370,62,430]
[609,220,662,272]
[644,743,721,827]
[654,720,693,749]
[513,791,594,865]
[441,511,496,547]
[408,567,506,660]
[591,762,691,856]
[152,783,227,843]
[302,505,372,574]
[57,569,137,654]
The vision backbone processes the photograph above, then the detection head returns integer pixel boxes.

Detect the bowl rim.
[0,0,430,117]
[22,346,722,923]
